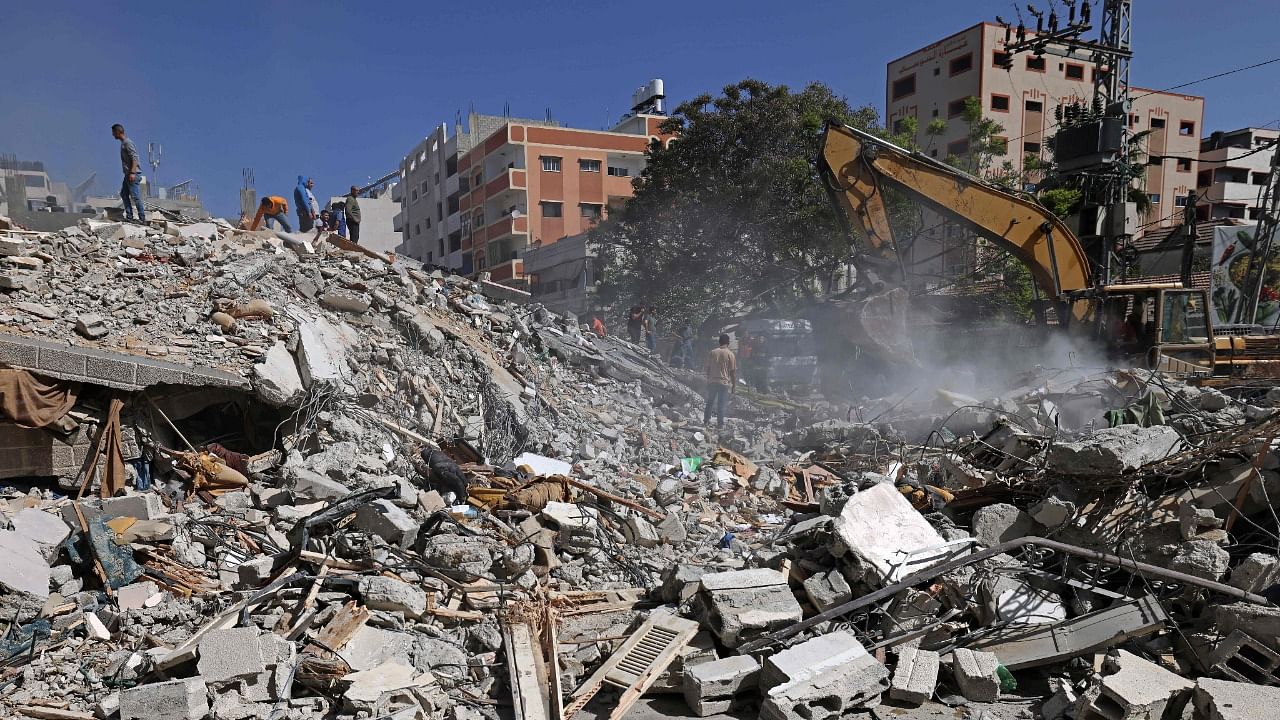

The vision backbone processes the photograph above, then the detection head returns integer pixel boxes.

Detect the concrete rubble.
[0,214,1277,719]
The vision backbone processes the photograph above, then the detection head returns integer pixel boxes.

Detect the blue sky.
[3,1,1277,218]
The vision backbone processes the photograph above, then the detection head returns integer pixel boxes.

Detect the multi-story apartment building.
[395,96,668,285]
[884,23,1204,282]
[1197,127,1278,222]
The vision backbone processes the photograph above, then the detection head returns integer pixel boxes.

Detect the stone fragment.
[288,467,351,501]
[890,646,939,705]
[236,556,275,588]
[85,610,112,640]
[320,289,372,314]
[15,301,58,319]
[697,569,802,648]
[623,515,660,548]
[358,575,427,618]
[294,316,352,389]
[119,677,209,720]
[1170,539,1231,581]
[683,655,760,717]
[0,529,50,621]
[117,580,159,610]
[343,661,435,704]
[11,508,72,557]
[342,625,416,671]
[1076,650,1192,720]
[76,313,109,339]
[251,342,305,407]
[0,272,36,291]
[1045,425,1181,476]
[759,631,888,720]
[831,481,946,582]
[1228,552,1280,593]
[952,648,1000,703]
[1029,496,1076,526]
[354,499,419,548]
[971,503,1036,547]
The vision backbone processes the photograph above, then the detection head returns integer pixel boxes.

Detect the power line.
[1132,57,1280,100]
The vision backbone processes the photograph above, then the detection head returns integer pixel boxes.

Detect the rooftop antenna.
[146,142,162,198]
[504,102,510,119]
[545,107,552,123]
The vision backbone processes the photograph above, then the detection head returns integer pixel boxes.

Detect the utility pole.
[995,1,1135,286]
[1179,191,1198,288]
[147,143,162,198]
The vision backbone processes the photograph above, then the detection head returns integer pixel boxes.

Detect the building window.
[541,201,563,218]
[426,218,432,229]
[1175,195,1190,208]
[947,139,970,157]
[1197,170,1213,187]
[892,118,912,134]
[412,189,418,201]
[931,108,939,117]
[891,74,916,100]
[1151,118,1166,129]
[607,166,630,177]
[1149,193,1161,205]
[1025,100,1043,112]
[579,159,601,172]
[990,94,1010,112]
[1065,63,1085,80]
[579,203,602,220]
[947,98,967,118]
[1255,172,1271,185]
[541,156,562,172]
[421,180,429,194]
[414,224,420,236]
[1250,207,1262,220]
[949,53,973,76]
[1179,121,1196,137]
[992,51,1011,68]
[1026,56,1046,72]
[1176,158,1192,172]
[991,136,1008,155]
[1024,141,1042,155]
[427,252,433,263]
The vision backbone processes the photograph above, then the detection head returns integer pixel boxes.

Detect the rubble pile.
[0,215,1277,720]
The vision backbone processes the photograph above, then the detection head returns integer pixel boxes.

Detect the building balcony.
[485,168,527,198]
[392,211,404,233]
[484,215,529,243]
[446,173,459,196]
[486,258,526,284]
[446,212,461,234]
[391,183,404,203]
[1202,181,1260,205]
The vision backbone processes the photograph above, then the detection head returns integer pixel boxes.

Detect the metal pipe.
[737,535,1270,654]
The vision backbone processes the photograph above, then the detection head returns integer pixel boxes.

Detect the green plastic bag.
[680,457,703,474]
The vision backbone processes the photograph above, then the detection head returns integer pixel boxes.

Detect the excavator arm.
[819,123,1093,299]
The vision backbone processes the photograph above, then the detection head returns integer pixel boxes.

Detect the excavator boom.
[819,123,1093,299]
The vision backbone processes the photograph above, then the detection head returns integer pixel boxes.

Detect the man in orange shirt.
[250,196,293,232]
[704,333,737,429]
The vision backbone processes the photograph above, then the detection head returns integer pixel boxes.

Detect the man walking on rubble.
[294,176,319,232]
[345,186,363,244]
[249,195,292,232]
[111,124,146,224]
[704,333,737,430]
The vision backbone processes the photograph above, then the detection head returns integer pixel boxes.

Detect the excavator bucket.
[815,286,917,367]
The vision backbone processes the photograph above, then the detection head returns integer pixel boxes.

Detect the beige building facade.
[1197,127,1278,222]
[886,22,1204,273]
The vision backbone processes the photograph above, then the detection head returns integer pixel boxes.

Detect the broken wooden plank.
[503,621,551,720]
[307,600,371,657]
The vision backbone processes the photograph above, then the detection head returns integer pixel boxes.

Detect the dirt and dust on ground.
[0,211,1277,720]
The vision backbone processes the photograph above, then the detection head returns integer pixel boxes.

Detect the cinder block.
[890,646,939,705]
[119,677,209,720]
[683,655,760,702]
[952,648,1000,703]
[0,336,41,367]
[37,347,88,376]
[135,361,186,386]
[84,354,138,386]
[197,627,266,683]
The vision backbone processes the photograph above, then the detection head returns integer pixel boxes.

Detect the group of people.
[247,180,363,244]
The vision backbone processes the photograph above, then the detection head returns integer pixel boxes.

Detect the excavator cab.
[1094,285,1214,375]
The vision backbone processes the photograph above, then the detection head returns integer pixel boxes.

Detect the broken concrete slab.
[971,503,1036,547]
[1170,538,1231,581]
[1076,649,1192,720]
[11,508,71,557]
[1227,552,1279,593]
[683,654,760,700]
[251,341,305,407]
[760,631,888,720]
[890,646,939,705]
[343,661,435,704]
[952,648,1000,703]
[802,569,852,612]
[1193,677,1280,720]
[0,529,50,621]
[197,627,266,683]
[293,314,353,389]
[1045,424,1181,476]
[288,467,352,501]
[831,481,946,583]
[119,677,209,720]
[971,595,1168,670]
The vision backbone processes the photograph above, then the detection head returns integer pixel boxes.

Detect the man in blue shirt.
[111,124,145,223]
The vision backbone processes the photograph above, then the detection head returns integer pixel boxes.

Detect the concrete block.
[236,556,275,588]
[831,481,946,583]
[358,575,427,618]
[1207,629,1280,685]
[683,655,760,701]
[197,627,266,683]
[890,646,938,705]
[1194,677,1280,720]
[294,316,351,389]
[1045,424,1181,477]
[761,631,871,692]
[354,499,419,548]
[319,288,372,314]
[802,569,852,612]
[1227,552,1280,593]
[697,569,802,649]
[119,677,209,720]
[623,515,660,548]
[760,634,888,720]
[952,648,1000,703]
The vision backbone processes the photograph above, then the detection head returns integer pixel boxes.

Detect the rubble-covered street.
[0,214,1275,720]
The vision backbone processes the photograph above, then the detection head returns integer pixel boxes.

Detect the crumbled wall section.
[0,331,249,392]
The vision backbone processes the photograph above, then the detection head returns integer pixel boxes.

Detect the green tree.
[591,80,880,326]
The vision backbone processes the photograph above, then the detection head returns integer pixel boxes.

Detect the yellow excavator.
[817,122,1280,380]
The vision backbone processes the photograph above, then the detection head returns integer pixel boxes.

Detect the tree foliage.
[590,80,880,326]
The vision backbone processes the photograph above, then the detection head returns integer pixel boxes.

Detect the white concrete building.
[1197,127,1278,222]
[328,186,400,255]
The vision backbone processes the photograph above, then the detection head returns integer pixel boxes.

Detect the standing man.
[249,195,292,231]
[645,305,660,354]
[627,306,644,344]
[111,124,145,223]
[294,176,318,232]
[704,333,736,430]
[345,186,362,244]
